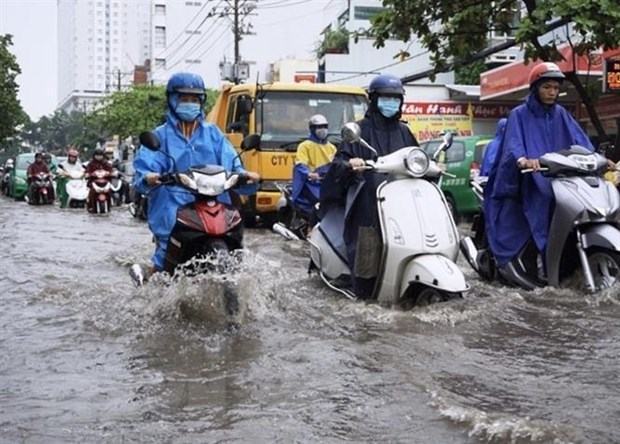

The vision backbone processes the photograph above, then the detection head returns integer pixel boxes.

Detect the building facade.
[317,0,454,86]
[57,0,152,113]
[148,0,232,88]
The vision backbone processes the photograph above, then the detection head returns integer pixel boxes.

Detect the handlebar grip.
[520,167,549,174]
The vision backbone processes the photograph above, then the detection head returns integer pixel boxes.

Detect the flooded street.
[1,198,619,443]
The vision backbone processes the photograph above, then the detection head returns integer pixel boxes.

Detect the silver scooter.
[461,145,620,292]
[308,123,469,307]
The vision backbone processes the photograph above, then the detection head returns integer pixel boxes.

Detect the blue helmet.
[166,72,206,100]
[368,74,405,96]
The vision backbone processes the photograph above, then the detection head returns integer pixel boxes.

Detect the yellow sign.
[404,114,473,143]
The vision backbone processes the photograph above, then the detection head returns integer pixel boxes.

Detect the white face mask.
[315,128,329,140]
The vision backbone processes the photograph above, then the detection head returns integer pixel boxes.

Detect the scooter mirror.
[341,122,361,143]
[241,133,261,151]
[442,132,454,149]
[139,131,161,151]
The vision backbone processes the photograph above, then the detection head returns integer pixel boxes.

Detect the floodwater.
[1,197,619,443]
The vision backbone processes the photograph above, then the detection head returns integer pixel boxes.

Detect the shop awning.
[479,45,618,102]
[445,84,480,98]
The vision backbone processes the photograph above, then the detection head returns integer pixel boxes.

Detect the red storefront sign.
[402,101,514,118]
[480,44,609,101]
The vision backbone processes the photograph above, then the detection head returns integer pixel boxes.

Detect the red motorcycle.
[88,169,114,214]
[27,172,55,205]
[139,132,250,275]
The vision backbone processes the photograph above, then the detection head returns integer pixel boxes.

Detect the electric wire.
[152,0,210,60]
[159,0,226,70]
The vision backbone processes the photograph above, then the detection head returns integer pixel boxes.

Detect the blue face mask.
[377,97,401,118]
[175,102,202,122]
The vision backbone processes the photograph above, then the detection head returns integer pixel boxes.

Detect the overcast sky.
[0,0,341,120]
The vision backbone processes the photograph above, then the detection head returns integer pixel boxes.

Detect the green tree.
[370,0,620,141]
[0,34,27,144]
[88,85,220,141]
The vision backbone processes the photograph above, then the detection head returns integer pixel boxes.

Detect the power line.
[159,1,226,69]
[325,49,430,83]
[165,16,228,72]
[257,0,315,9]
[152,1,211,60]
[162,1,227,69]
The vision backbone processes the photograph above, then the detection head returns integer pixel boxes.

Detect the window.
[155,58,166,69]
[155,26,166,48]
[354,6,383,21]
[255,91,368,147]
[155,4,166,15]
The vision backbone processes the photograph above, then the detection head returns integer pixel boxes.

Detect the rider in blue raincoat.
[320,74,418,299]
[484,62,593,269]
[133,72,260,273]
[291,114,336,222]
[480,118,507,177]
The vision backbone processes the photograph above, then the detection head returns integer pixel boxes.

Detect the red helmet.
[528,62,565,88]
[67,148,79,157]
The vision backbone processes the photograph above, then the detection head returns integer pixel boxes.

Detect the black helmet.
[368,74,405,96]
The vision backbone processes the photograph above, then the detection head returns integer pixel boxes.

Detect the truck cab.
[208,82,368,222]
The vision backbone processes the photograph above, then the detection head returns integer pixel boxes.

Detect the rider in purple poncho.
[484,62,594,269]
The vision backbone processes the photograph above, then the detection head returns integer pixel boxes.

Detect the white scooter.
[307,123,469,307]
[62,168,89,208]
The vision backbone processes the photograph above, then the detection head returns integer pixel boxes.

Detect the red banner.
[480,44,607,101]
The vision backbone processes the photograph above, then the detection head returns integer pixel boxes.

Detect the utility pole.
[233,0,240,66]
[218,0,256,84]
[117,69,121,91]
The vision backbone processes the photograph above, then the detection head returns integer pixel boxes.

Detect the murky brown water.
[1,198,619,443]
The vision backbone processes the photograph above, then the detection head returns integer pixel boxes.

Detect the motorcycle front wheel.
[586,248,620,290]
[399,284,460,309]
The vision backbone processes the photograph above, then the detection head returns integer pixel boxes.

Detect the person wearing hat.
[290,114,336,224]
[56,147,84,208]
[483,62,594,273]
[132,72,260,278]
[320,73,418,299]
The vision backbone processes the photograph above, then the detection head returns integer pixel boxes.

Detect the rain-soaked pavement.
[1,197,619,443]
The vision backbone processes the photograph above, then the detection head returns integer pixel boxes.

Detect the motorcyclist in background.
[320,73,418,299]
[484,62,595,275]
[104,146,130,204]
[291,114,336,226]
[480,118,507,177]
[27,152,55,200]
[85,148,114,212]
[1,158,14,195]
[132,72,260,278]
[56,148,84,208]
[43,152,57,175]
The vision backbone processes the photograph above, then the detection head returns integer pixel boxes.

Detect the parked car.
[8,153,58,200]
[420,135,492,220]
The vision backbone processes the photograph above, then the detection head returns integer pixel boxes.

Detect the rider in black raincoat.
[320,74,418,299]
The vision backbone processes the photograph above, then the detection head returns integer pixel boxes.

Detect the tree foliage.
[371,0,620,72]
[87,85,219,141]
[370,0,620,139]
[0,34,27,144]
[20,110,100,154]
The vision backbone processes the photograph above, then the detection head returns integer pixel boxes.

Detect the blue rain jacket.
[480,118,507,176]
[483,94,593,266]
[133,111,257,270]
[291,162,330,216]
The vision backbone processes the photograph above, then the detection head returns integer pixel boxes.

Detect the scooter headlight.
[405,148,430,177]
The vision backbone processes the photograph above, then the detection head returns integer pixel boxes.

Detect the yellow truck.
[208,82,368,223]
